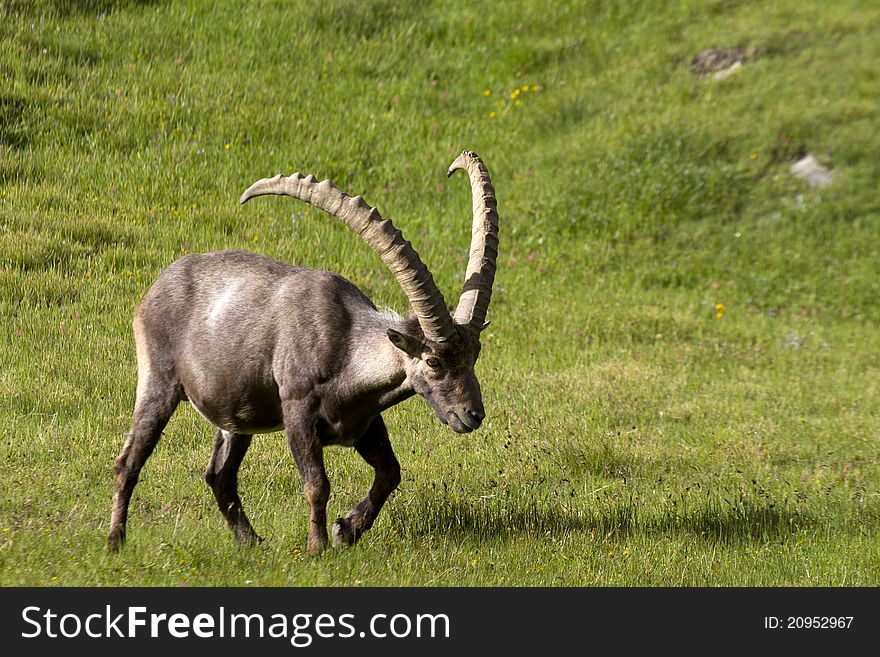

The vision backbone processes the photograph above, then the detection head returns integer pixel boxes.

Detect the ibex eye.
[426,357,442,369]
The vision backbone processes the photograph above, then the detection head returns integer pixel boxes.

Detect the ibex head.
[387,320,485,432]
[240,150,498,434]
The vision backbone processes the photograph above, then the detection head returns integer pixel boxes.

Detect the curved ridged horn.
[447,150,499,330]
[240,173,455,342]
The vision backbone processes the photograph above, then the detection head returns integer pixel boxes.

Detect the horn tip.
[238,181,262,205]
[239,173,287,204]
[447,149,480,176]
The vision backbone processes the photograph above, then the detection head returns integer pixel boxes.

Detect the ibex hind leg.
[204,429,261,545]
[332,415,401,548]
[108,378,181,552]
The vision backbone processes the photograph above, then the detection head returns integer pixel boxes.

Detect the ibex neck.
[345,310,414,411]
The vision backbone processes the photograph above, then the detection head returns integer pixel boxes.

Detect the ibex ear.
[387,328,422,357]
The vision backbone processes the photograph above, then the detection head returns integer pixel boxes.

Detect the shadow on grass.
[0,95,31,150]
[397,497,815,545]
[554,442,643,480]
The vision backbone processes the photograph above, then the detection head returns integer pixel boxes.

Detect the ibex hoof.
[331,517,356,548]
[235,530,263,547]
[107,529,125,553]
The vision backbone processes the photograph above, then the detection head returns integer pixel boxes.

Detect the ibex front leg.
[332,415,401,548]
[204,429,260,545]
[283,404,330,555]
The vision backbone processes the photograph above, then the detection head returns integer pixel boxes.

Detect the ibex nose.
[466,408,485,427]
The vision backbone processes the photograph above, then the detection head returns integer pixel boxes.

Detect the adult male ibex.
[108,150,498,554]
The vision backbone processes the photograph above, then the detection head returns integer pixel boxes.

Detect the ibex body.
[108,151,498,554]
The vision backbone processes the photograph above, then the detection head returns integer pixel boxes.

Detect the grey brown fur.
[108,151,498,554]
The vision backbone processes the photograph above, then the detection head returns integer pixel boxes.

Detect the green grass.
[2,0,879,586]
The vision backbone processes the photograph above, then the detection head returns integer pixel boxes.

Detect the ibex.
[108,150,498,554]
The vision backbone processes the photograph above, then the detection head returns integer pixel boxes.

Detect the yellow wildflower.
[715,303,726,319]
[483,89,491,96]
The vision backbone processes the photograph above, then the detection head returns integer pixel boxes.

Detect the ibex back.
[107,151,499,554]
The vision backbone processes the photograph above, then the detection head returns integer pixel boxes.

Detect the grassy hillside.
[1,0,879,585]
